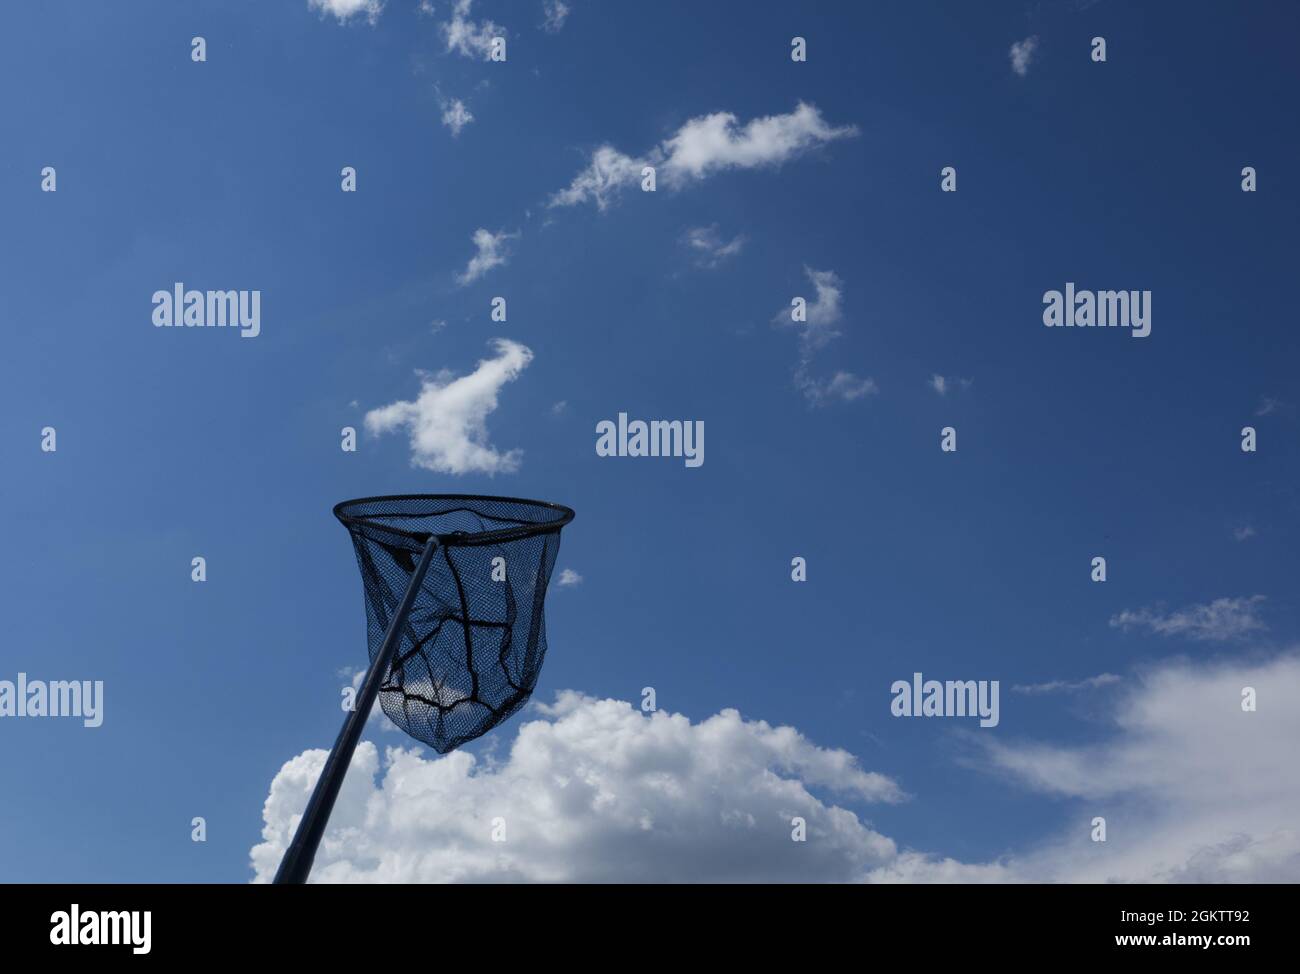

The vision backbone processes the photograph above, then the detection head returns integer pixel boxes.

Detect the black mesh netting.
[334,495,574,754]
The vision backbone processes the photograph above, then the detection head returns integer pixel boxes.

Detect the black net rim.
[333,493,575,547]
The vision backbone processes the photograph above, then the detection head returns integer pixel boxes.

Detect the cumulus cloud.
[457,228,518,285]
[1010,673,1120,695]
[1110,595,1267,642]
[309,0,383,23]
[541,0,569,32]
[252,692,905,883]
[681,225,746,268]
[364,339,532,475]
[555,568,582,587]
[440,97,475,136]
[1009,36,1039,76]
[550,102,856,210]
[441,0,505,59]
[774,268,875,406]
[252,654,1300,883]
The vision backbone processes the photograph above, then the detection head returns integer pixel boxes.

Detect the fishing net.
[334,494,574,754]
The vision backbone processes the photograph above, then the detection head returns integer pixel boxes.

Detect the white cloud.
[548,146,648,211]
[773,268,875,406]
[541,0,569,32]
[252,654,1300,883]
[1011,673,1121,695]
[929,374,972,396]
[550,400,568,415]
[1233,525,1256,542]
[801,371,878,404]
[457,228,518,285]
[308,0,383,24]
[556,568,582,587]
[976,653,1300,882]
[340,668,401,731]
[1255,396,1294,418]
[440,97,475,136]
[660,102,858,184]
[1009,36,1039,76]
[1110,595,1267,642]
[682,225,746,268]
[251,692,905,883]
[550,103,856,209]
[780,266,843,354]
[364,338,532,475]
[442,0,505,60]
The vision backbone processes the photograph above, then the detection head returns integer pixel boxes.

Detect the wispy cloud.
[308,0,384,24]
[970,653,1300,882]
[364,339,533,475]
[541,0,569,32]
[1256,396,1295,418]
[440,96,475,136]
[809,372,877,403]
[929,374,972,396]
[1011,673,1121,695]
[1233,525,1256,542]
[777,266,844,354]
[1110,595,1268,642]
[556,568,582,587]
[441,0,504,59]
[1009,35,1039,77]
[550,102,857,210]
[457,228,519,285]
[773,267,875,405]
[681,225,746,268]
[548,146,650,211]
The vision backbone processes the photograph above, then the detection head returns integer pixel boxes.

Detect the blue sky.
[2,0,1298,883]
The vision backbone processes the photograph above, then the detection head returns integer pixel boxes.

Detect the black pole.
[274,534,441,885]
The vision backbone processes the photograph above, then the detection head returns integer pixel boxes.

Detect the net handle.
[272,534,442,884]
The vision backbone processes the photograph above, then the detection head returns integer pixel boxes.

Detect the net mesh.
[335,495,573,754]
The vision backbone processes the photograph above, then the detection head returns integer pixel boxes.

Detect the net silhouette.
[336,495,570,753]
[275,494,573,883]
